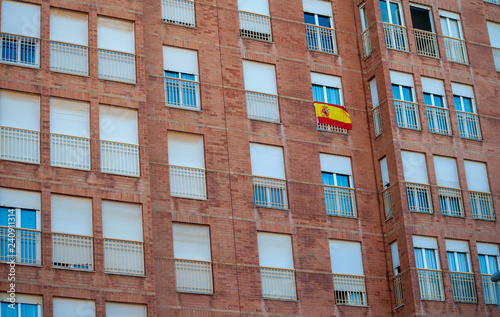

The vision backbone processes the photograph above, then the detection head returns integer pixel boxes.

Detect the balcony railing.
[414,30,439,58]
[450,272,477,302]
[50,134,90,170]
[52,233,93,271]
[0,126,40,164]
[324,185,356,218]
[332,274,367,306]
[482,274,499,304]
[98,49,136,83]
[362,29,371,57]
[169,165,207,200]
[382,23,408,52]
[1,33,40,67]
[164,77,200,110]
[439,187,464,217]
[239,11,272,42]
[484,0,500,3]
[470,191,495,221]
[100,141,140,177]
[253,176,288,209]
[161,0,196,27]
[383,188,393,219]
[443,36,468,64]
[426,106,451,135]
[393,273,404,307]
[175,259,213,294]
[0,227,41,265]
[406,183,432,214]
[493,48,500,72]
[372,106,382,137]
[395,101,421,130]
[417,269,445,301]
[316,122,348,134]
[104,239,144,275]
[456,111,481,140]
[305,24,337,54]
[261,267,297,300]
[246,91,280,123]
[50,41,88,76]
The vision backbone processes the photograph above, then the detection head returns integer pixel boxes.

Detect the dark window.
[410,6,433,32]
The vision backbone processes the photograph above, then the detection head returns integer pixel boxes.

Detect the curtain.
[312,85,325,102]
[479,255,488,274]
[414,248,424,268]
[425,249,437,269]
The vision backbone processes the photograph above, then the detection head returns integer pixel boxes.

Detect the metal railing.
[1,33,39,67]
[450,272,477,302]
[414,30,439,58]
[100,141,140,177]
[50,41,88,76]
[362,29,371,57]
[417,269,445,301]
[395,101,421,130]
[261,267,297,300]
[383,188,393,219]
[246,91,280,123]
[169,165,207,200]
[104,239,144,275]
[332,274,367,306]
[52,233,93,271]
[484,0,500,3]
[439,187,464,217]
[239,11,272,42]
[305,24,337,54]
[324,185,356,218]
[456,111,481,140]
[0,227,41,265]
[317,122,348,134]
[470,191,495,221]
[0,126,40,164]
[50,134,91,170]
[406,183,432,214]
[164,77,200,110]
[161,0,196,27]
[426,106,451,135]
[98,49,136,83]
[382,24,408,52]
[481,274,499,304]
[175,259,213,294]
[393,273,404,307]
[443,36,468,64]
[372,106,382,136]
[253,176,288,209]
[493,48,500,72]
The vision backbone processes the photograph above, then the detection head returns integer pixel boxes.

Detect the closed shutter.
[380,157,390,187]
[50,98,90,138]
[257,232,294,269]
[238,0,269,15]
[329,240,364,275]
[163,46,198,75]
[97,17,135,54]
[320,154,352,176]
[390,71,414,87]
[50,9,88,46]
[451,83,474,99]
[172,223,211,261]
[370,78,379,108]
[242,61,277,95]
[53,298,95,317]
[421,77,446,97]
[433,156,460,188]
[51,195,92,236]
[487,22,500,48]
[1,1,40,38]
[99,106,138,145]
[0,90,39,131]
[401,151,428,184]
[106,303,146,317]
[0,188,40,210]
[303,0,332,16]
[102,201,143,242]
[250,143,285,179]
[413,236,438,249]
[167,132,205,169]
[464,161,490,192]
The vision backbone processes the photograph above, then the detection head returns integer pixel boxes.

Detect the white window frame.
[414,247,440,270]
[380,0,405,26]
[360,4,368,31]
[409,4,435,32]
[453,94,476,114]
[439,11,464,40]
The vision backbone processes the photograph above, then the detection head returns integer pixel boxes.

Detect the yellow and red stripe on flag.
[314,102,352,130]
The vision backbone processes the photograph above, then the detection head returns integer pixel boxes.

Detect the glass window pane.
[425,249,437,269]
[433,95,444,108]
[322,172,334,186]
[312,85,325,102]
[402,86,413,102]
[336,174,350,187]
[181,73,195,81]
[456,252,469,272]
[449,19,460,38]
[488,256,499,273]
[414,248,424,268]
[478,255,488,274]
[317,15,330,28]
[165,71,179,78]
[423,93,432,106]
[440,18,449,37]
[462,97,472,113]
[20,209,36,230]
[390,2,401,25]
[21,304,38,317]
[304,12,316,25]
[1,302,18,317]
[392,84,401,100]
[0,207,12,227]
[453,96,462,111]
[380,1,390,23]
[447,252,457,271]
[325,87,340,105]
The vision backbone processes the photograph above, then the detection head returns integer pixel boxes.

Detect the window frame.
[379,0,405,26]
[478,254,499,275]
[447,250,472,273]
[392,84,414,102]
[0,301,42,316]
[360,4,368,31]
[409,4,435,32]
[439,12,464,40]
[453,94,475,113]
[414,247,440,270]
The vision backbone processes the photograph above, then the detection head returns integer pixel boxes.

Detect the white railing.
[305,24,337,54]
[50,134,91,170]
[98,49,136,83]
[372,106,382,136]
[317,122,348,134]
[261,267,297,300]
[161,0,195,27]
[52,233,93,271]
[438,187,464,217]
[50,41,88,76]
[104,239,144,275]
[456,111,481,140]
[169,165,207,200]
[414,30,439,58]
[484,0,500,4]
[470,191,495,221]
[417,269,444,301]
[1,33,40,67]
[324,186,356,218]
[239,11,272,42]
[100,141,140,177]
[0,227,41,265]
[482,274,499,304]
[426,106,451,135]
[444,36,468,64]
[406,183,432,214]
[164,77,200,110]
[253,176,288,209]
[0,126,40,164]
[382,24,408,52]
[175,259,213,294]
[395,101,420,130]
[333,274,367,306]
[383,188,393,219]
[450,272,477,302]
[493,48,500,72]
[362,29,371,57]
[246,91,280,123]
[393,274,404,307]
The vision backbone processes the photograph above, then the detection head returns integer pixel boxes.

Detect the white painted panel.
[50,9,88,46]
[258,232,294,269]
[303,0,332,16]
[0,188,40,210]
[320,154,352,176]
[1,0,40,38]
[0,294,42,304]
[329,240,364,275]
[50,98,90,138]
[421,77,446,96]
[53,298,95,317]
[242,61,277,95]
[51,195,92,236]
[250,143,285,179]
[487,22,500,48]
[102,201,143,241]
[391,242,400,270]
[433,156,460,188]
[310,72,341,88]
[173,223,211,262]
[380,157,390,187]
[167,131,205,169]
[370,78,379,108]
[99,106,138,144]
[445,239,469,253]
[401,151,428,184]
[106,303,147,317]
[0,90,39,131]
[238,0,269,16]
[451,83,474,98]
[477,243,500,256]
[464,161,490,192]
[163,46,198,75]
[97,17,135,54]
[413,236,438,249]
[439,10,460,20]
[390,71,414,87]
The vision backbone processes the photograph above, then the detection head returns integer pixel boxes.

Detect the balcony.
[438,187,464,217]
[253,176,288,209]
[175,259,213,294]
[332,274,367,306]
[161,0,195,27]
[239,11,272,42]
[372,105,382,137]
[104,239,144,275]
[50,134,90,170]
[50,41,88,76]
[324,185,356,218]
[305,24,337,54]
[417,269,445,301]
[246,91,280,123]
[395,101,421,130]
[406,183,432,214]
[100,140,140,177]
[0,227,41,265]
[383,188,393,219]
[481,274,499,304]
[414,30,439,58]
[261,267,297,300]
[52,233,93,271]
[98,49,136,83]
[1,33,39,68]
[393,273,404,307]
[450,272,477,302]
[426,106,451,135]
[169,165,207,200]
[0,126,40,164]
[484,0,500,3]
[362,29,371,57]
[470,191,495,221]
[456,111,481,140]
[443,36,468,64]
[493,48,500,72]
[382,23,409,52]
[164,77,200,110]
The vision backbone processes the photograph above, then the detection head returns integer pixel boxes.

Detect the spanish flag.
[315,102,352,130]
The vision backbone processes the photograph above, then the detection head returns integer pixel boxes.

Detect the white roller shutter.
[50,98,90,138]
[445,239,469,253]
[97,17,135,54]
[451,83,474,99]
[464,161,490,192]
[99,106,138,145]
[0,90,39,131]
[257,232,294,269]
[50,9,88,46]
[163,46,198,75]
[242,61,277,95]
[329,240,364,275]
[167,132,205,169]
[238,0,269,16]
[413,236,438,249]
[391,241,400,272]
[487,22,500,48]
[1,1,40,38]
[320,154,352,176]
[390,71,414,87]
[433,156,460,188]
[250,143,285,179]
[380,157,390,187]
[477,243,499,256]
[106,303,147,317]
[53,298,95,317]
[370,78,379,108]
[401,151,428,184]
[310,72,341,88]
[303,0,332,16]
[51,195,92,236]
[0,188,40,210]
[172,223,211,262]
[102,201,143,242]
[421,77,446,97]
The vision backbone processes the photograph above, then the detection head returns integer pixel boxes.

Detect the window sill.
[0,61,40,69]
[263,297,298,302]
[162,19,196,29]
[104,271,145,278]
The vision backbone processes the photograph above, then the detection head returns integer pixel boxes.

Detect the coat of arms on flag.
[314,102,352,130]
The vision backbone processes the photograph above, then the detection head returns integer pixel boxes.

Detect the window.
[370,78,382,135]
[380,0,408,51]
[360,4,371,56]
[410,4,438,58]
[390,71,419,129]
[0,294,42,317]
[452,83,481,140]
[163,46,200,110]
[422,77,450,134]
[433,156,463,217]
[487,21,500,71]
[0,188,41,265]
[391,242,401,275]
[167,132,206,199]
[106,302,147,317]
[311,73,346,133]
[320,154,356,217]
[445,239,476,302]
[391,242,404,306]
[238,0,272,41]
[439,11,467,64]
[161,0,195,27]
[464,161,494,220]
[380,157,392,218]
[250,143,287,209]
[50,98,90,170]
[413,236,444,301]
[51,195,93,271]
[257,232,296,300]
[303,0,336,54]
[477,243,500,304]
[53,298,95,317]
[329,240,367,306]
[0,1,40,67]
[402,151,432,213]
[172,223,213,294]
[242,61,279,123]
